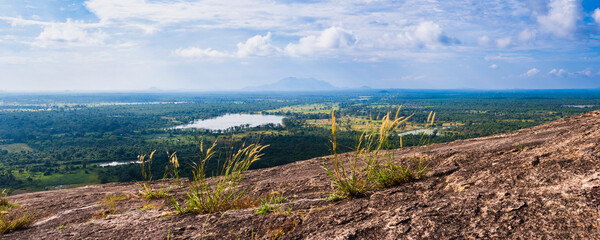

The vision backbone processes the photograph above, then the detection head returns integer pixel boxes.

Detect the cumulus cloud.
[489,64,498,69]
[175,33,280,59]
[548,68,568,77]
[34,19,108,47]
[236,33,279,57]
[537,0,581,38]
[381,21,459,49]
[174,47,230,58]
[284,27,356,56]
[593,9,600,25]
[522,68,540,77]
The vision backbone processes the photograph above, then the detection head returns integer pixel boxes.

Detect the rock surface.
[6,110,600,239]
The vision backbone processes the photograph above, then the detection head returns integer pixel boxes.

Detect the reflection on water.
[98,161,140,167]
[398,126,450,136]
[172,114,285,130]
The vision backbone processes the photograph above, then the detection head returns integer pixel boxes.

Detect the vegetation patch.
[0,209,35,235]
[324,107,432,199]
[0,144,33,153]
[254,192,287,215]
[0,189,17,210]
[179,142,268,214]
[136,151,170,199]
[94,192,130,218]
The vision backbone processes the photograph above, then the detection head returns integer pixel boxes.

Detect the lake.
[97,161,140,167]
[398,126,450,136]
[172,114,285,130]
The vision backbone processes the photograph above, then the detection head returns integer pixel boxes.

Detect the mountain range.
[243,77,338,91]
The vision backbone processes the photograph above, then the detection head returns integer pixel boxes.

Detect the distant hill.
[244,77,338,91]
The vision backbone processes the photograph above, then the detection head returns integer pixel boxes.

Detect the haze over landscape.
[1,0,600,91]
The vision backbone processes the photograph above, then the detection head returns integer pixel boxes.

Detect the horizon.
[1,0,600,91]
[3,86,600,95]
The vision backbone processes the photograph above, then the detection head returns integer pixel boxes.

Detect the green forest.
[1,89,599,193]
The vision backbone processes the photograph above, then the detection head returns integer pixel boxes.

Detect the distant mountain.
[244,77,338,91]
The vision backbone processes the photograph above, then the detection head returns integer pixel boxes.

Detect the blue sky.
[0,0,600,91]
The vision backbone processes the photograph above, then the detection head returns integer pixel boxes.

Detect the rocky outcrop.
[6,110,600,239]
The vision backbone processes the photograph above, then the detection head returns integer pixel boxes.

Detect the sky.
[0,0,600,91]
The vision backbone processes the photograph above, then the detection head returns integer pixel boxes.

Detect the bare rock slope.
[6,110,600,239]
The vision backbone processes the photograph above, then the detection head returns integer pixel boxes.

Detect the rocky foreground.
[6,110,600,239]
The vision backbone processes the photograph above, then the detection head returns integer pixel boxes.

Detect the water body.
[98,161,140,167]
[173,114,285,131]
[398,126,451,136]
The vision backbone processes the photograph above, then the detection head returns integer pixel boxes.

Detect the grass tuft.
[324,107,432,199]
[136,151,170,199]
[175,141,268,214]
[0,190,17,211]
[0,209,35,235]
[94,192,130,218]
[254,192,287,215]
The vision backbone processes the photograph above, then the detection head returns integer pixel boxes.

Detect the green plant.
[136,151,169,199]
[324,192,346,202]
[165,151,182,187]
[171,196,184,214]
[372,111,433,188]
[178,142,268,214]
[0,189,17,211]
[95,193,130,218]
[254,192,287,215]
[517,142,524,151]
[324,107,433,198]
[0,208,35,235]
[324,108,413,198]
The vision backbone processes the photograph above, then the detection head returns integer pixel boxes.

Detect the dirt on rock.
[5,110,600,239]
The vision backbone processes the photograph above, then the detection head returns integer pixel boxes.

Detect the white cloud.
[496,37,511,49]
[381,21,458,49]
[593,9,600,25]
[236,33,279,57]
[489,64,498,69]
[284,27,356,56]
[522,68,540,77]
[477,36,491,47]
[548,68,568,76]
[400,75,426,81]
[537,0,581,38]
[518,29,537,42]
[174,47,230,58]
[34,19,108,47]
[576,69,592,76]
[175,33,279,59]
